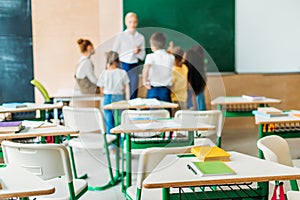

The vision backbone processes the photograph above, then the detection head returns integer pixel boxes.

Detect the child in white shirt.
[142,32,174,102]
[97,51,130,133]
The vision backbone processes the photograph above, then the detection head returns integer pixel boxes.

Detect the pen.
[187,164,197,175]
[35,122,45,129]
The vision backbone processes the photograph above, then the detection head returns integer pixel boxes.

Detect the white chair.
[287,191,300,200]
[174,110,223,147]
[121,109,170,154]
[257,135,299,192]
[126,146,196,200]
[1,140,88,200]
[63,106,119,190]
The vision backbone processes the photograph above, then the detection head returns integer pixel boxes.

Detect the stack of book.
[0,121,23,133]
[188,146,235,176]
[190,146,231,162]
[253,107,288,118]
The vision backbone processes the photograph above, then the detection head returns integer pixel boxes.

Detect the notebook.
[191,146,231,162]
[188,161,236,176]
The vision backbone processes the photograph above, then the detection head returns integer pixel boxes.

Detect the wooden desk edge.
[0,185,55,198]
[110,127,215,134]
[211,100,282,106]
[143,174,300,189]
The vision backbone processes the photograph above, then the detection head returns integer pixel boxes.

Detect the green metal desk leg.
[126,133,132,189]
[88,134,121,191]
[121,134,126,193]
[216,136,221,147]
[290,180,299,191]
[258,124,264,158]
[162,188,170,200]
[188,130,194,145]
[257,182,269,200]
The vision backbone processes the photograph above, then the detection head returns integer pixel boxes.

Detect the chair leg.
[88,133,122,191]
[68,146,88,179]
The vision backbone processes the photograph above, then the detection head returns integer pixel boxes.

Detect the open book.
[191,146,231,162]
[242,95,265,101]
[128,98,161,106]
[188,161,236,176]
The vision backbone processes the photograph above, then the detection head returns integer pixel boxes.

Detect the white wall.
[236,0,300,73]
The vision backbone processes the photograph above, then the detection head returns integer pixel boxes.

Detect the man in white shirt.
[112,12,145,99]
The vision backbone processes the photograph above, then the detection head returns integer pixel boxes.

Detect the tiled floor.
[67,125,300,199]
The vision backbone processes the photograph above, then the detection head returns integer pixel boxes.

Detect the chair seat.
[67,133,117,149]
[36,177,88,200]
[287,191,300,200]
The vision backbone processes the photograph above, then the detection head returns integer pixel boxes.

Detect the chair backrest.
[174,110,223,137]
[63,106,106,134]
[136,146,195,189]
[1,140,73,182]
[257,135,293,167]
[30,79,51,102]
[121,109,170,124]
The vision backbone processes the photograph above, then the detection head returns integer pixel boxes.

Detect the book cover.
[242,95,265,101]
[2,102,27,108]
[0,121,22,133]
[189,161,236,176]
[191,146,231,162]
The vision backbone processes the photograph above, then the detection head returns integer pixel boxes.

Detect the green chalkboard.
[123,0,235,72]
[0,0,34,104]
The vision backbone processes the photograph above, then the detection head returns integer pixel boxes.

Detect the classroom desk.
[0,102,62,121]
[143,151,300,200]
[254,111,300,157]
[0,121,78,141]
[0,164,55,199]
[52,89,103,123]
[110,119,215,192]
[211,96,281,117]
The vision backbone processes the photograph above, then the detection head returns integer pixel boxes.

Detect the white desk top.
[0,164,55,198]
[103,99,178,110]
[143,151,300,188]
[0,121,78,140]
[211,96,281,105]
[53,89,102,101]
[255,111,300,124]
[110,119,215,134]
[0,103,62,114]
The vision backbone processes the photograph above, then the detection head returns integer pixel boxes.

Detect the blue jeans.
[146,86,171,102]
[196,91,206,110]
[103,94,124,134]
[121,62,139,99]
